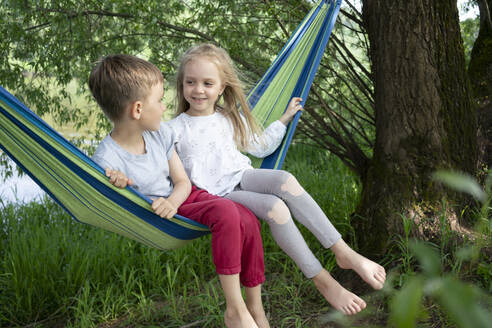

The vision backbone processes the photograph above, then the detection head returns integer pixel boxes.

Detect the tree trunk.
[355,0,478,255]
[469,0,492,173]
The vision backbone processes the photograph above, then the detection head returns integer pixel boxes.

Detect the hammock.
[0,0,342,250]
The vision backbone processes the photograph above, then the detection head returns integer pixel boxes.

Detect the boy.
[89,54,269,328]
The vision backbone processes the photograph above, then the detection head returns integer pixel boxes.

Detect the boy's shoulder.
[92,134,125,170]
[93,134,117,156]
[142,122,175,159]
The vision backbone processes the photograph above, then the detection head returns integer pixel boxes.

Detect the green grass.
[0,144,490,327]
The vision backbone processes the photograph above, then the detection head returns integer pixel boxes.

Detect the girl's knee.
[266,199,290,224]
[279,170,304,196]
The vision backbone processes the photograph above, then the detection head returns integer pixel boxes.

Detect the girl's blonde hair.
[175,43,261,150]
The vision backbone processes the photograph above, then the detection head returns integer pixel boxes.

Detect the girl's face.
[182,57,225,116]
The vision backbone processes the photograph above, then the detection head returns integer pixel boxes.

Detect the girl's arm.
[279,97,303,126]
[152,149,191,219]
[246,97,303,158]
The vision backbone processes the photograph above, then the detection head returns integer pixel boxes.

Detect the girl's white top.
[166,112,286,196]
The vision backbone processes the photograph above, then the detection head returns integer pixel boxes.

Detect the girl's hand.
[151,197,178,219]
[105,168,133,188]
[279,97,303,125]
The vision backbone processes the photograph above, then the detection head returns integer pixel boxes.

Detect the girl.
[167,44,386,316]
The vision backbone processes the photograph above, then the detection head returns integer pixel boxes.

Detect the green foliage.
[387,240,492,328]
[434,170,492,237]
[460,17,480,65]
[386,170,492,328]
[433,170,487,203]
[384,235,492,328]
[389,276,424,328]
[322,169,492,328]
[0,0,306,137]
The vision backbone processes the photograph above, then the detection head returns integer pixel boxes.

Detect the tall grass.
[0,144,490,327]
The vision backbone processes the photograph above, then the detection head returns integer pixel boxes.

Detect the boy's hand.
[105,168,133,188]
[279,97,303,125]
[151,197,177,219]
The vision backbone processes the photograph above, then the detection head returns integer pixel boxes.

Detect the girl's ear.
[129,101,143,120]
[219,83,225,96]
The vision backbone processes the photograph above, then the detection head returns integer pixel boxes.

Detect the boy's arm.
[167,149,192,208]
[151,149,191,219]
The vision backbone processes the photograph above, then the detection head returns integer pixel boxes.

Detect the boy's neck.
[110,123,146,155]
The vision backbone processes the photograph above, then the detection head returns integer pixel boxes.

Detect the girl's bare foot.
[313,269,367,315]
[331,239,386,290]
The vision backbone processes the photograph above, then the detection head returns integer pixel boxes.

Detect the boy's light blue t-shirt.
[92,122,175,198]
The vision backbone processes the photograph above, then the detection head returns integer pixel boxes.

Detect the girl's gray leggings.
[225,168,341,278]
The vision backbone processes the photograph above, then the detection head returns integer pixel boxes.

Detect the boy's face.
[182,57,224,116]
[140,82,166,131]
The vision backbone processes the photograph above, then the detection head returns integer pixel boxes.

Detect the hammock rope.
[0,0,342,250]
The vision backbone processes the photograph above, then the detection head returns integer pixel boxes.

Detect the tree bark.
[356,0,478,255]
[469,0,492,173]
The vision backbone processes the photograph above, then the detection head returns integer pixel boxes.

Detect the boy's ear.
[129,101,143,120]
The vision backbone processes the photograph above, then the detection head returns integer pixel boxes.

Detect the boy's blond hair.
[88,54,163,122]
[175,44,262,150]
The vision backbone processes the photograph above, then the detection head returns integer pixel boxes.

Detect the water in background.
[0,135,95,205]
[0,159,45,204]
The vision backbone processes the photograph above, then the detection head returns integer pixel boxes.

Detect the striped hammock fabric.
[0,0,341,250]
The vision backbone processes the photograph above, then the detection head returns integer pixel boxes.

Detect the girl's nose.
[195,84,204,93]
